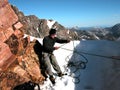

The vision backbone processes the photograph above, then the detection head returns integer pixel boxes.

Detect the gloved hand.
[67,40,70,43]
[54,46,60,50]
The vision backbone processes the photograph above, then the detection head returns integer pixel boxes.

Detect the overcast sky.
[9,0,120,27]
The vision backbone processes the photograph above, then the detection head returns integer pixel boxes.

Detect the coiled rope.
[61,41,88,84]
[64,52,88,84]
[61,41,120,84]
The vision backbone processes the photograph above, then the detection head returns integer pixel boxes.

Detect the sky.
[8,0,120,27]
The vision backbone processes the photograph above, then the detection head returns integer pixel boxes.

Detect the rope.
[62,41,88,84]
[64,52,88,84]
[61,47,120,60]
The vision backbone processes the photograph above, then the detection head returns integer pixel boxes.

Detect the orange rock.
[0,0,45,89]
[13,22,23,30]
[4,27,14,40]
[11,65,30,81]
[0,42,16,71]
[0,27,14,42]
[0,0,8,9]
[5,34,19,55]
[0,29,7,42]
[0,71,29,90]
[0,0,18,29]
[19,40,45,83]
[14,29,24,39]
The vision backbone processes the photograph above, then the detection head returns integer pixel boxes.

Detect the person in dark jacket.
[42,29,70,84]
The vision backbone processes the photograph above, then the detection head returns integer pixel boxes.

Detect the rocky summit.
[0,0,45,90]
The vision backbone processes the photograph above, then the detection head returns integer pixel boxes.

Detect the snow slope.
[28,35,120,90]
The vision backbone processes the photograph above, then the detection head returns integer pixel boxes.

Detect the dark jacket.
[43,35,68,53]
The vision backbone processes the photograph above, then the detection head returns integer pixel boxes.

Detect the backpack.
[13,81,40,90]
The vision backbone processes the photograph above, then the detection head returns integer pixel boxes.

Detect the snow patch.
[47,20,56,29]
[23,35,120,90]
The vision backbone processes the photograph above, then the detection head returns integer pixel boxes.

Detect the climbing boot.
[49,75,55,85]
[58,72,64,77]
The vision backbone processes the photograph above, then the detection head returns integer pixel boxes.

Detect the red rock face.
[0,0,18,30]
[0,0,45,90]
[13,22,23,30]
[0,29,7,42]
[0,42,16,71]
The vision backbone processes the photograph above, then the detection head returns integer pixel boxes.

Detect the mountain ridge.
[11,5,120,41]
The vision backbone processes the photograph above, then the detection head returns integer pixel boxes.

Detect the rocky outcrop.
[0,0,45,90]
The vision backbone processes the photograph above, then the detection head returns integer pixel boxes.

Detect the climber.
[42,28,70,84]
